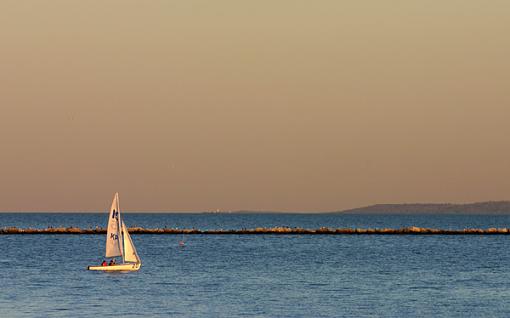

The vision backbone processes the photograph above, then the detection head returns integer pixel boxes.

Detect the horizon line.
[1,200,509,214]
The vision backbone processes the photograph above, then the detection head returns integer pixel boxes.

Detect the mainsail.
[105,193,123,258]
[122,221,140,263]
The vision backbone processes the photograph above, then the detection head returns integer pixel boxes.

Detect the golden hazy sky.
[1,1,509,211]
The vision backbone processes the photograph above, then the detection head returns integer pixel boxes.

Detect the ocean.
[1,213,510,317]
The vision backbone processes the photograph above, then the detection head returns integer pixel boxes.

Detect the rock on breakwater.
[1,226,510,235]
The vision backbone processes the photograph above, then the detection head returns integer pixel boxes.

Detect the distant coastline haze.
[1,1,509,212]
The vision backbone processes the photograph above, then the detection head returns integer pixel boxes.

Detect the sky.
[0,1,509,212]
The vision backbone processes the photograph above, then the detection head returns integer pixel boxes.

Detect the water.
[2,213,510,317]
[3,212,510,230]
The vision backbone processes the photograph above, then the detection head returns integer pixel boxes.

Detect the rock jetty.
[1,226,510,235]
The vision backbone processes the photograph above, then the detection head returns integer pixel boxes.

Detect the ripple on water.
[3,214,510,317]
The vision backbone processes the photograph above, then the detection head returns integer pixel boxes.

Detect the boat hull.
[87,263,141,271]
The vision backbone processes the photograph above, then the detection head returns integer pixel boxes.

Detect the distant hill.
[338,201,510,214]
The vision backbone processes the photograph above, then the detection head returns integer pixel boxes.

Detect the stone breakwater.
[1,226,510,235]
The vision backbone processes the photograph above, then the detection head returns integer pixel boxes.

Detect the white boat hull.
[87,263,141,271]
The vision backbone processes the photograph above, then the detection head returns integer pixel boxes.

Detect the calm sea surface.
[2,213,510,317]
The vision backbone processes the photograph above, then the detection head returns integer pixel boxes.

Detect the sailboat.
[87,193,142,271]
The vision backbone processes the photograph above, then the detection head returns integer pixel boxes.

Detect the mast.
[116,192,125,264]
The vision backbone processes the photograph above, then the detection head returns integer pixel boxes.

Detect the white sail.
[105,193,123,258]
[122,221,140,263]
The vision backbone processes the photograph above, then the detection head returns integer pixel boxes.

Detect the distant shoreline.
[337,201,510,215]
[1,201,510,214]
